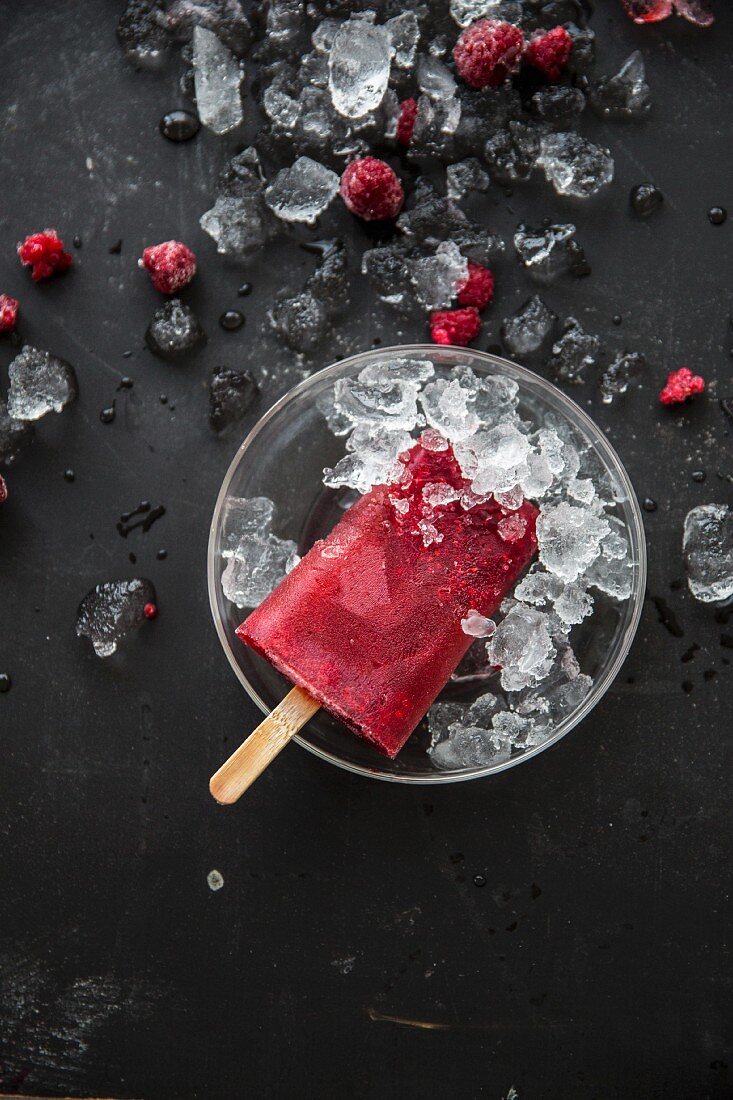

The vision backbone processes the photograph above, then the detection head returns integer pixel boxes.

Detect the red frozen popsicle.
[234,441,538,759]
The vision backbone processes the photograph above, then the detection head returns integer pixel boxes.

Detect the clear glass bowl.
[208,345,646,784]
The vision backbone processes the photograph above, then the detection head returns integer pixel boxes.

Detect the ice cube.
[361,244,413,311]
[600,351,645,403]
[484,122,541,185]
[446,158,490,202]
[429,726,511,770]
[386,13,420,70]
[7,346,78,421]
[76,578,156,658]
[410,241,468,310]
[422,482,461,507]
[683,503,733,603]
[420,377,480,441]
[487,604,556,692]
[192,25,243,134]
[449,0,511,27]
[306,241,350,315]
[463,422,531,496]
[221,497,298,608]
[427,701,466,749]
[515,570,563,608]
[358,357,435,387]
[584,546,634,601]
[491,712,539,750]
[145,299,206,357]
[417,54,456,100]
[328,19,391,119]
[264,157,339,225]
[335,376,420,431]
[409,95,461,160]
[514,224,589,284]
[117,0,169,69]
[536,501,610,583]
[200,148,273,260]
[498,512,528,543]
[531,85,586,128]
[270,291,329,353]
[0,400,34,466]
[467,691,507,726]
[537,132,614,199]
[590,51,651,119]
[323,423,413,494]
[548,318,599,384]
[209,367,259,433]
[461,610,496,638]
[501,295,558,362]
[554,579,594,627]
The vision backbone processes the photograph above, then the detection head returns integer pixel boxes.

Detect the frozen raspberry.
[453,20,525,90]
[524,26,573,82]
[143,602,158,620]
[396,98,418,146]
[0,295,19,332]
[0,474,7,504]
[340,157,404,221]
[430,307,481,347]
[17,230,73,282]
[457,263,494,310]
[659,367,705,406]
[141,240,197,295]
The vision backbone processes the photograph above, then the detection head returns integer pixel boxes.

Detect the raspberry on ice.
[396,97,418,146]
[140,240,197,294]
[457,263,494,310]
[17,230,73,282]
[659,367,705,406]
[524,27,573,82]
[340,157,404,221]
[0,295,19,332]
[453,20,525,90]
[430,306,481,347]
[0,474,7,503]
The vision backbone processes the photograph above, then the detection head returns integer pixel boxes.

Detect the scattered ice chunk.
[264,157,339,225]
[536,502,610,582]
[209,367,259,432]
[410,241,468,310]
[7,346,78,421]
[221,497,298,608]
[423,482,460,507]
[386,12,420,70]
[145,299,206,356]
[316,389,352,437]
[584,546,634,601]
[328,19,391,119]
[484,122,541,185]
[76,578,156,658]
[324,424,413,494]
[462,422,531,496]
[498,512,528,543]
[531,85,586,128]
[487,604,556,692]
[361,244,412,311]
[501,295,558,362]
[305,241,350,315]
[417,517,443,547]
[192,25,243,135]
[514,224,589,284]
[600,352,645,403]
[427,701,466,749]
[0,400,34,466]
[420,427,450,452]
[335,375,420,431]
[207,868,224,891]
[200,148,273,261]
[270,291,329,352]
[467,691,507,726]
[461,610,496,638]
[358,357,435,387]
[683,503,733,603]
[515,570,563,608]
[495,485,524,511]
[446,158,490,202]
[554,579,594,627]
[548,318,600,384]
[430,725,511,770]
[420,377,480,441]
[491,712,539,749]
[449,0,509,27]
[417,54,456,100]
[409,95,462,160]
[590,51,651,120]
[537,132,614,199]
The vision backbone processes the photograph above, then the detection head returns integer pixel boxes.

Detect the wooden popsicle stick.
[209,685,320,804]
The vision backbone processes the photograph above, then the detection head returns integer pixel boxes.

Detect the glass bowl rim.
[207,343,647,785]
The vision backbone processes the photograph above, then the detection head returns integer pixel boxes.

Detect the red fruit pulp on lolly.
[658,367,705,405]
[396,97,418,146]
[453,20,525,90]
[141,240,197,294]
[17,230,73,282]
[430,306,481,347]
[0,295,19,332]
[238,443,538,758]
[457,263,494,310]
[340,157,404,221]
[524,26,573,82]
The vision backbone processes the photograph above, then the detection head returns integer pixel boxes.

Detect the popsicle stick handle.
[209,685,320,804]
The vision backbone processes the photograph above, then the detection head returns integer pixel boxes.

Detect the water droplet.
[708,206,727,226]
[612,314,622,326]
[109,239,122,254]
[118,376,134,390]
[157,548,168,560]
[643,497,657,512]
[0,673,11,693]
[473,874,487,888]
[63,469,75,483]
[219,310,245,331]
[73,235,83,249]
[237,282,253,297]
[160,110,201,142]
[691,470,706,483]
[100,403,116,424]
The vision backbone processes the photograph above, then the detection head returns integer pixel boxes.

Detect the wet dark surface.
[1,2,732,1098]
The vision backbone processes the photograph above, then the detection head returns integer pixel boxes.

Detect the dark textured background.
[1,2,732,1098]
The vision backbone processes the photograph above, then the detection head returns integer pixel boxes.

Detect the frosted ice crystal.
[264,157,339,224]
[328,19,391,119]
[192,25,243,135]
[7,346,78,421]
[683,503,733,603]
[221,497,299,608]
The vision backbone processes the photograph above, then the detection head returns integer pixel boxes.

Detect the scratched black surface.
[1,3,732,1098]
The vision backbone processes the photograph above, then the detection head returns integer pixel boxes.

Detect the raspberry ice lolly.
[233,441,538,762]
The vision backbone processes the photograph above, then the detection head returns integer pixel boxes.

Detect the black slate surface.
[1,3,732,1098]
